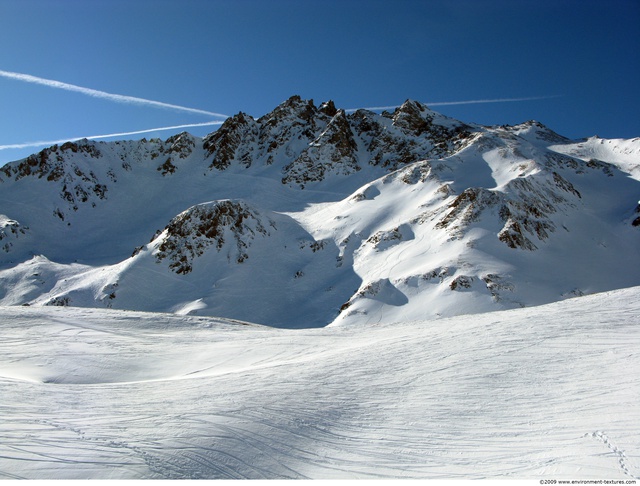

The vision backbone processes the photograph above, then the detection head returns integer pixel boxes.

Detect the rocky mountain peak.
[392,99,431,130]
[259,95,318,125]
[396,98,428,114]
[281,106,360,187]
[319,100,338,117]
[203,112,258,169]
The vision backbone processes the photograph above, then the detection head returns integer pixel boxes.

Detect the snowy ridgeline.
[0,97,639,327]
[0,286,638,480]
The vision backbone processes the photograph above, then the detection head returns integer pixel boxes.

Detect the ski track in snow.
[0,287,639,479]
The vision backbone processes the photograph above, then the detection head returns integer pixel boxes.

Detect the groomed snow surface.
[1,286,638,480]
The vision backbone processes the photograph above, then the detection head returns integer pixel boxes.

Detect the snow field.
[0,286,638,479]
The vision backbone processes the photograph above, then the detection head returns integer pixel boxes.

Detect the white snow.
[0,286,638,479]
[549,136,640,181]
[0,101,638,328]
[0,99,639,479]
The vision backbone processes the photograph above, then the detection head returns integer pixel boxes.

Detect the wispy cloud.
[0,69,229,118]
[346,95,561,112]
[0,121,225,151]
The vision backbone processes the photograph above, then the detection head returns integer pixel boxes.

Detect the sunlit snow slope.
[0,96,639,327]
[0,287,638,479]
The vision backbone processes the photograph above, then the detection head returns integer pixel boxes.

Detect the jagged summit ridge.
[0,95,638,327]
[201,96,473,185]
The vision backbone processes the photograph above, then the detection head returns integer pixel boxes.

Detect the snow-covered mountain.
[1,95,639,327]
[1,97,639,480]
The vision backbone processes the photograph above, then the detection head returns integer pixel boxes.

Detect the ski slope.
[1,286,638,479]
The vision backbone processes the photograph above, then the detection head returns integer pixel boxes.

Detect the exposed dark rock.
[437,187,502,231]
[46,296,70,306]
[165,132,196,158]
[498,220,538,250]
[282,109,360,187]
[482,274,515,301]
[0,218,28,253]
[449,275,474,291]
[633,204,640,227]
[204,112,258,170]
[319,100,338,117]
[392,100,434,136]
[155,200,272,274]
[157,158,177,175]
[552,171,581,198]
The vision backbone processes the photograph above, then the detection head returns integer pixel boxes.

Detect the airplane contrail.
[427,95,561,106]
[345,95,561,112]
[0,120,225,151]
[0,69,229,118]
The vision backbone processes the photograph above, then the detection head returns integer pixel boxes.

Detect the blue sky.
[0,0,638,166]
